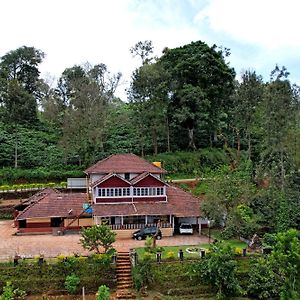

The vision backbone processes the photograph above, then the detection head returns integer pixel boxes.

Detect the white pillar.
[145,215,148,225]
[121,215,124,225]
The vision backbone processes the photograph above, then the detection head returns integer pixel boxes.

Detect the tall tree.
[129,61,170,155]
[58,63,121,165]
[159,41,236,149]
[258,66,297,190]
[229,71,264,163]
[0,46,44,125]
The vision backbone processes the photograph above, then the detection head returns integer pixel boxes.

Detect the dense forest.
[0,41,299,235]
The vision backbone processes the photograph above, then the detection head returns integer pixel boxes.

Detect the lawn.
[135,238,248,261]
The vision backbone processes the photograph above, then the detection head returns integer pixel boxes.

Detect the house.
[15,154,203,237]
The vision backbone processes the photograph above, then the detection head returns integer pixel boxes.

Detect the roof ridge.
[16,189,54,220]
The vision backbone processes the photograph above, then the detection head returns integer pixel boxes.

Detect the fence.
[109,222,172,230]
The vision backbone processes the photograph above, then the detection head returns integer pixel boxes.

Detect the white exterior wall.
[119,173,139,180]
[90,174,106,184]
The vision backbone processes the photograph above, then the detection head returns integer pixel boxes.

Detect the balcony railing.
[109,222,172,230]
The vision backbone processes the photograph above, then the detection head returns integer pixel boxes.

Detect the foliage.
[159,41,235,150]
[194,242,242,299]
[0,255,114,294]
[0,46,44,125]
[201,165,256,227]
[96,285,110,300]
[166,251,176,260]
[222,204,260,239]
[0,281,26,300]
[132,256,154,290]
[64,274,80,294]
[144,236,154,253]
[247,258,280,299]
[270,229,300,299]
[262,233,277,248]
[146,149,229,177]
[248,229,300,299]
[80,225,116,254]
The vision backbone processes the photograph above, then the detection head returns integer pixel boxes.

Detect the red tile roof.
[85,154,166,174]
[17,186,201,220]
[16,191,89,220]
[15,188,60,208]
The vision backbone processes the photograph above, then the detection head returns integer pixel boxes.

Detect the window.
[98,187,131,197]
[124,173,130,181]
[98,186,165,198]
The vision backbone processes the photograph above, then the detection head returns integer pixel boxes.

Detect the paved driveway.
[0,220,209,260]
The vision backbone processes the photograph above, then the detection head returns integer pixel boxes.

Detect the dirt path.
[0,220,209,260]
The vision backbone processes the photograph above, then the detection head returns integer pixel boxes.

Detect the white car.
[179,223,193,234]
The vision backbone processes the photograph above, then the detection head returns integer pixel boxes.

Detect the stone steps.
[115,252,135,299]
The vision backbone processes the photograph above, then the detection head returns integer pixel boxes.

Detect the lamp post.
[208,220,211,244]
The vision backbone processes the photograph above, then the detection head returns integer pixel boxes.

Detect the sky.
[1,0,300,100]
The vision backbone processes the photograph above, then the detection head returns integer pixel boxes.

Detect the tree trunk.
[247,132,251,160]
[280,148,285,192]
[236,128,241,166]
[166,117,171,152]
[14,128,18,168]
[152,128,158,155]
[14,139,18,168]
[187,127,196,150]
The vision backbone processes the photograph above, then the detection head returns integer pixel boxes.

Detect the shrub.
[166,251,175,260]
[143,252,152,261]
[0,282,26,300]
[132,257,154,290]
[64,274,80,294]
[96,285,110,300]
[234,247,242,256]
[144,236,154,253]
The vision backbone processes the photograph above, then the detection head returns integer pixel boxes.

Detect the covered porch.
[94,214,174,238]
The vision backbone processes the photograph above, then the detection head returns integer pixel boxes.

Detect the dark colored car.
[132,226,162,240]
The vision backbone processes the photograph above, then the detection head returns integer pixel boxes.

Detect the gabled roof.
[91,173,131,188]
[130,172,167,186]
[85,153,166,174]
[16,190,88,220]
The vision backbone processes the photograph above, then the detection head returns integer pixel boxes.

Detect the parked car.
[132,226,162,240]
[179,223,193,234]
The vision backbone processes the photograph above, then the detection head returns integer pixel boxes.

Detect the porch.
[94,215,173,228]
[94,215,174,238]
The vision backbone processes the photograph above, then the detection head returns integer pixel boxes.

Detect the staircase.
[115,252,135,300]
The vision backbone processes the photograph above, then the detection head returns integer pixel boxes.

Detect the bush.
[132,257,154,290]
[0,282,26,300]
[96,285,110,300]
[166,251,175,260]
[64,274,80,294]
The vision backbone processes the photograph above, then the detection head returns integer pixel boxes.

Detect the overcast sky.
[1,0,300,100]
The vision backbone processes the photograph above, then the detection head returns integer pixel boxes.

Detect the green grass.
[135,244,209,260]
[201,228,247,249]
[135,239,247,261]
